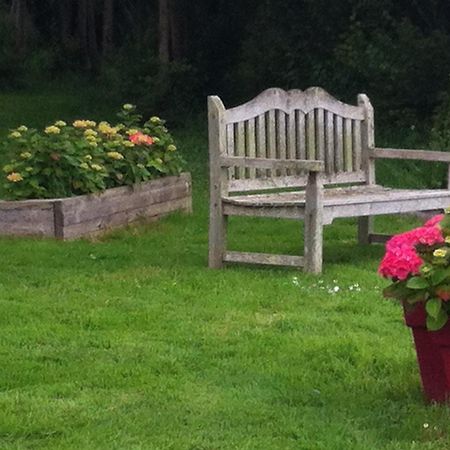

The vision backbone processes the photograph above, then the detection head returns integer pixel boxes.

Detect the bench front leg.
[304,171,324,274]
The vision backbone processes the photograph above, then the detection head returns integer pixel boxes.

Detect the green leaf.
[426,308,448,331]
[383,282,410,300]
[425,297,443,319]
[406,276,429,290]
[430,267,450,286]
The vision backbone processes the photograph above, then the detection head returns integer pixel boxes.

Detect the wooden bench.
[208,87,450,273]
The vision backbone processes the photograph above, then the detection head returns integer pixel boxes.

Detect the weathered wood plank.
[246,118,256,178]
[220,156,323,172]
[352,120,362,171]
[371,147,450,162]
[224,87,365,123]
[306,110,316,160]
[277,110,287,175]
[235,121,246,179]
[267,110,277,177]
[256,113,267,178]
[296,110,306,162]
[228,171,366,192]
[224,250,304,267]
[334,115,344,172]
[226,124,235,180]
[325,111,335,174]
[368,233,392,244]
[344,118,353,172]
[358,94,375,184]
[316,109,325,162]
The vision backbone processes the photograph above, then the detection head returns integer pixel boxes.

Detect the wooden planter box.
[0,172,192,239]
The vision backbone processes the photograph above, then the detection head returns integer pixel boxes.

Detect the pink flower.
[413,226,444,246]
[129,132,154,146]
[379,247,423,280]
[424,214,444,228]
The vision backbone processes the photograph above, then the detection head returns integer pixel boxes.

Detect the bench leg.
[304,209,323,274]
[358,216,373,245]
[208,206,228,269]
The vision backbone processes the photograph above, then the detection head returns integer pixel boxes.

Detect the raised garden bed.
[0,172,191,239]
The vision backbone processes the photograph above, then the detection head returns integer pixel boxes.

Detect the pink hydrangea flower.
[424,214,444,228]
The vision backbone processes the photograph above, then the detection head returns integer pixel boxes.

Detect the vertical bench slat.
[334,115,344,172]
[226,124,235,180]
[306,110,316,160]
[267,110,277,177]
[296,111,306,160]
[325,111,335,174]
[344,118,353,172]
[287,112,296,176]
[246,118,256,178]
[316,109,325,161]
[353,120,362,171]
[236,121,246,179]
[277,111,287,175]
[256,114,267,178]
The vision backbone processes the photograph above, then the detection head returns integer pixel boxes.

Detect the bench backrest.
[208,87,374,193]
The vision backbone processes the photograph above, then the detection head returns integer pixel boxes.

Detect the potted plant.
[0,105,191,239]
[379,209,450,402]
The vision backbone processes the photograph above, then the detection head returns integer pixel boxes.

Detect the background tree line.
[2,0,450,131]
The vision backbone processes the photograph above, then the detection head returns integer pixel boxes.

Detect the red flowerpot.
[404,303,450,403]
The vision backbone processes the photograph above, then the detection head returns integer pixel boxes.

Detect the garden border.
[0,172,192,239]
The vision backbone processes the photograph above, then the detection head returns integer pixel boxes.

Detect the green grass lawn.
[1,90,450,449]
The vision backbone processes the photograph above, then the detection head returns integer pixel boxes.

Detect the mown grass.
[1,89,450,449]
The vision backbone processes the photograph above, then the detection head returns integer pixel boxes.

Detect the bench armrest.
[220,156,324,172]
[370,147,450,163]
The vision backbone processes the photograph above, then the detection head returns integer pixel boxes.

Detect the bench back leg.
[358,216,373,245]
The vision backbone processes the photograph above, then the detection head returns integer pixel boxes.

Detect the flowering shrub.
[1,104,184,200]
[379,210,450,330]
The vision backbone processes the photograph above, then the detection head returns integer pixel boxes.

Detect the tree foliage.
[2,0,450,124]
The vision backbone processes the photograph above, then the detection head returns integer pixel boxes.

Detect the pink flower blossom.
[129,132,154,146]
[424,214,444,228]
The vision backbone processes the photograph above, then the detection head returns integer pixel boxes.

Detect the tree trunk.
[10,0,32,54]
[158,0,170,64]
[77,0,99,70]
[102,0,114,56]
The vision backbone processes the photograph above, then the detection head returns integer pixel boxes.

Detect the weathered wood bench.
[208,87,450,273]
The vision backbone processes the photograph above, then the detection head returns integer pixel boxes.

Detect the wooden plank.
[296,110,306,161]
[371,147,450,163]
[208,95,228,268]
[267,110,277,177]
[306,110,316,160]
[277,110,287,175]
[368,233,392,244]
[61,182,190,226]
[62,197,191,240]
[223,204,304,220]
[224,251,304,267]
[325,111,334,175]
[228,170,366,193]
[287,112,296,160]
[255,113,267,178]
[245,118,256,179]
[358,94,375,184]
[316,109,325,162]
[226,124,235,180]
[344,118,353,172]
[220,156,323,172]
[334,115,344,172]
[353,120,362,171]
[224,87,365,123]
[235,121,246,179]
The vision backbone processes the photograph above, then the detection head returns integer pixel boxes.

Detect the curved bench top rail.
[223,87,365,123]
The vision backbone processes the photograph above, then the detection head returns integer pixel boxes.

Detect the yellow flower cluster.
[73,120,97,129]
[45,126,61,135]
[107,151,124,160]
[54,120,67,127]
[123,104,134,111]
[7,172,23,182]
[17,125,28,132]
[126,129,139,136]
[98,121,118,135]
[150,116,161,124]
[167,144,177,152]
[123,141,135,148]
[20,152,32,159]
[84,129,98,137]
[91,164,104,171]
[433,248,448,258]
[9,131,21,139]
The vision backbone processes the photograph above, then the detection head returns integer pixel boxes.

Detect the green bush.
[1,105,184,200]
